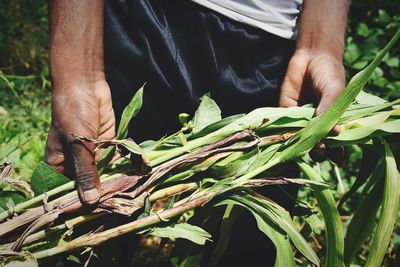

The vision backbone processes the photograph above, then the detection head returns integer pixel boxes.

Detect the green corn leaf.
[188,114,244,140]
[210,144,279,179]
[239,194,320,266]
[208,204,240,267]
[217,198,296,267]
[210,148,258,178]
[298,160,344,267]
[252,212,296,267]
[355,90,387,105]
[192,94,222,134]
[365,143,400,267]
[163,169,196,184]
[327,113,400,145]
[339,99,400,123]
[262,116,310,131]
[31,161,70,195]
[98,86,144,173]
[170,212,219,267]
[219,193,319,266]
[344,178,384,266]
[148,223,211,245]
[163,153,228,183]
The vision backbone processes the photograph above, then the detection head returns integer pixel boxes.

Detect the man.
[45,0,349,265]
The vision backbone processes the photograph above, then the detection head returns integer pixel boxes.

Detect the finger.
[45,127,65,174]
[309,141,328,162]
[70,140,100,205]
[315,82,345,135]
[279,55,308,108]
[327,146,345,165]
[315,82,344,116]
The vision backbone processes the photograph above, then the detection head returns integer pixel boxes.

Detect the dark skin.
[46,0,115,204]
[46,0,351,204]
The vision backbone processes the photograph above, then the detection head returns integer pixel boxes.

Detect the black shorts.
[104,1,296,266]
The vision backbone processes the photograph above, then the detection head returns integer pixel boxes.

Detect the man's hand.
[45,80,115,204]
[46,0,112,204]
[279,49,345,116]
[280,0,350,119]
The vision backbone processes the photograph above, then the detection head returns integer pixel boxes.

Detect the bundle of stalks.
[0,31,399,267]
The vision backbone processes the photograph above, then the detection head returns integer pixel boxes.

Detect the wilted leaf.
[0,250,38,267]
[99,191,148,216]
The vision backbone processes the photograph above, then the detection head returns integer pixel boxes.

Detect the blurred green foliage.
[0,0,399,266]
[0,0,48,75]
[0,74,51,179]
[0,0,50,179]
[345,2,400,101]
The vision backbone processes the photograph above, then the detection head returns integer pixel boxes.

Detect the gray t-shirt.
[190,0,303,39]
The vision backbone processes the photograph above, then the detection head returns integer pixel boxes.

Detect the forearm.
[49,0,104,87]
[296,0,351,59]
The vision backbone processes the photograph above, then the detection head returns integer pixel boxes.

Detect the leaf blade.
[31,161,70,196]
[298,160,344,267]
[365,143,400,267]
[148,223,211,245]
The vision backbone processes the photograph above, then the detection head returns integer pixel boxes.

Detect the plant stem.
[33,191,217,260]
[0,173,121,222]
[10,182,197,250]
[0,181,75,221]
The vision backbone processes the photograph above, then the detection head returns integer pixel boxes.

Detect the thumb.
[70,140,100,205]
[315,83,344,134]
[279,54,308,108]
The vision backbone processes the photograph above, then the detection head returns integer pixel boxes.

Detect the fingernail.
[82,188,100,204]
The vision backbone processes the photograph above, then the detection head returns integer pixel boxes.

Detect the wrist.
[296,0,350,60]
[51,61,105,88]
[296,31,345,61]
[292,48,343,65]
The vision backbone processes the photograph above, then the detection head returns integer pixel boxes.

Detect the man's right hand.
[45,79,115,204]
[47,0,111,204]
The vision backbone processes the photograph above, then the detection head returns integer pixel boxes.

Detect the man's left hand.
[279,49,345,117]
